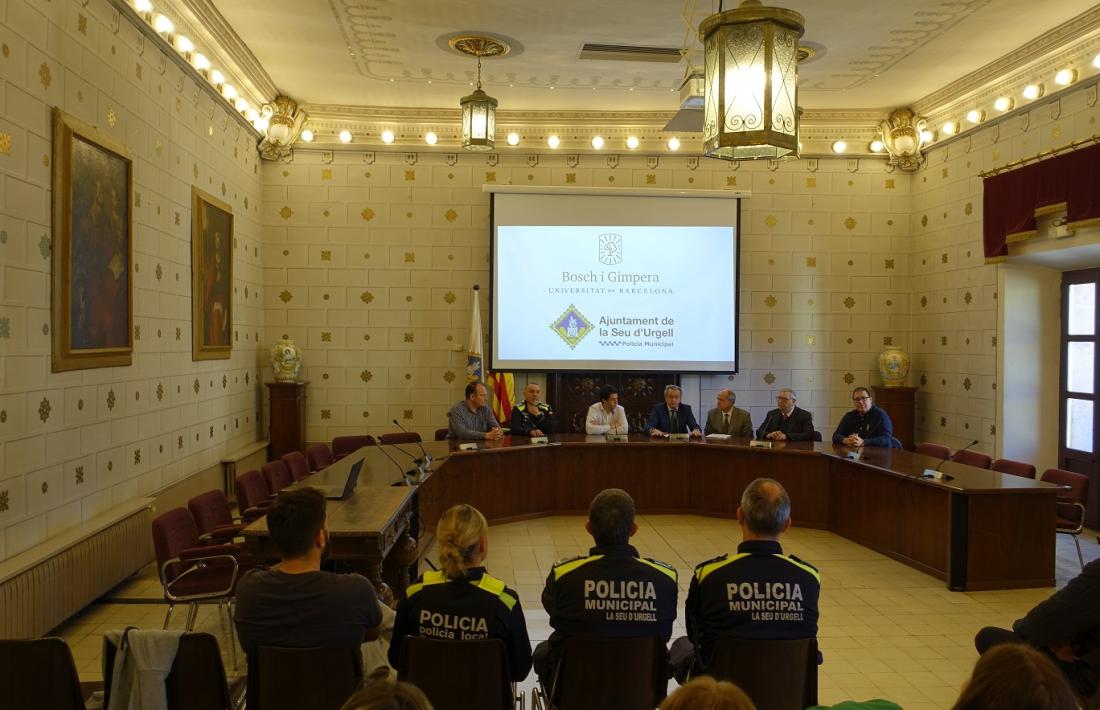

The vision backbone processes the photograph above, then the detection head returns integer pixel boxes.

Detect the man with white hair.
[755,388,816,441]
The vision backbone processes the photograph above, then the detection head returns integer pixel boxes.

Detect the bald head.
[716,389,735,413]
[739,478,791,538]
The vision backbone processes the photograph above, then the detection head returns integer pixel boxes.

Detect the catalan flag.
[489,371,515,423]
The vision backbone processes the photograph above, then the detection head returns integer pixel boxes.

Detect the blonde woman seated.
[388,504,532,681]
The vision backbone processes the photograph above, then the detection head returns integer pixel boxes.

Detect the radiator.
[0,503,154,638]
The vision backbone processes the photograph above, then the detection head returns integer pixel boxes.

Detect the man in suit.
[647,384,702,438]
[755,388,816,441]
[704,389,753,438]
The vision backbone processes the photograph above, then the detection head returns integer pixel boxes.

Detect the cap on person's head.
[588,488,635,546]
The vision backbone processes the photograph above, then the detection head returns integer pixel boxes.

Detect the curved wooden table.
[416,435,1058,592]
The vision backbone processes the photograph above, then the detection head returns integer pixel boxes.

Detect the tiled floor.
[55,515,1097,709]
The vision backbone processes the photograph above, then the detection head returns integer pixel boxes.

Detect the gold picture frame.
[50,108,134,372]
[191,187,234,361]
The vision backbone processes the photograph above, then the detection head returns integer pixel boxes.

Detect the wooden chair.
[332,435,376,461]
[953,449,993,468]
[248,645,362,710]
[103,631,234,710]
[1041,468,1090,568]
[915,442,951,459]
[306,444,334,471]
[280,450,311,481]
[0,637,86,710]
[992,458,1037,479]
[708,636,818,710]
[544,637,668,710]
[399,637,520,710]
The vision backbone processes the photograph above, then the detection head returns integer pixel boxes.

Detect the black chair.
[399,637,519,710]
[103,631,235,710]
[0,637,86,710]
[249,645,363,710]
[547,637,667,710]
[811,430,823,442]
[708,636,818,710]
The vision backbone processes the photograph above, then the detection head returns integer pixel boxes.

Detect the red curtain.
[982,141,1100,259]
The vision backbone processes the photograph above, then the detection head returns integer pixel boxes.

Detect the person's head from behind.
[598,384,618,411]
[267,487,327,562]
[659,676,756,710]
[586,488,637,546]
[436,504,489,579]
[952,643,1078,710]
[737,478,791,541]
[341,668,433,710]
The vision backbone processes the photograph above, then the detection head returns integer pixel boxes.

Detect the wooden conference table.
[244,435,1060,595]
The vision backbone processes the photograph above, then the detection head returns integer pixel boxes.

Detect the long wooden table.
[243,436,1059,594]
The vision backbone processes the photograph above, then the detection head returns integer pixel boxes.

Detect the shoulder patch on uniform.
[552,554,583,567]
[776,554,822,582]
[788,554,818,572]
[694,553,728,570]
[405,569,446,598]
[474,573,517,610]
[695,552,749,582]
[552,555,602,580]
[637,556,678,582]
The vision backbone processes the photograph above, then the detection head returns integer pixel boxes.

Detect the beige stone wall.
[262,152,912,444]
[910,80,1100,455]
[0,0,265,561]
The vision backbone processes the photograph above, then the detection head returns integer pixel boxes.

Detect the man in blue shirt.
[832,387,895,448]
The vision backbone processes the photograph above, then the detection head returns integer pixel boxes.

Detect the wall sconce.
[258,95,308,161]
[879,107,927,172]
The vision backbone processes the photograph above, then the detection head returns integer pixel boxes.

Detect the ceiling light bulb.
[134,0,153,12]
[966,109,984,124]
[210,70,225,86]
[233,97,248,112]
[339,130,352,143]
[667,137,680,151]
[506,133,520,146]
[244,109,259,122]
[221,84,237,100]
[424,132,438,145]
[547,135,560,149]
[380,130,395,144]
[993,96,1013,112]
[174,35,193,53]
[591,136,604,150]
[253,117,269,131]
[869,139,884,153]
[152,14,174,33]
[192,53,210,70]
[626,136,640,150]
[831,140,847,154]
[1055,68,1077,86]
[1093,54,1100,69]
[919,129,934,143]
[301,130,314,142]
[942,121,957,135]
[1023,84,1043,100]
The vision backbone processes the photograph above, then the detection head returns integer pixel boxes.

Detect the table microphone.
[374,442,416,486]
[924,439,978,481]
[391,419,433,465]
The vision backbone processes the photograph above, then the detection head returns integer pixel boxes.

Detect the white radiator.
[0,501,154,638]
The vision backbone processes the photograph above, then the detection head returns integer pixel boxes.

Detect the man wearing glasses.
[832,387,895,448]
[755,388,816,441]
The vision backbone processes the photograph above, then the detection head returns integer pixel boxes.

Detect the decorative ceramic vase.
[878,348,910,387]
[270,338,302,382]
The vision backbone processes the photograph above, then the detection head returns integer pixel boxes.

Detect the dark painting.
[192,187,233,360]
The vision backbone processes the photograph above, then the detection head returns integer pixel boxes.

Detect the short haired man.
[703,389,753,438]
[646,384,702,438]
[448,381,504,440]
[832,387,895,448]
[533,488,678,693]
[585,384,629,435]
[755,388,816,441]
[234,488,382,660]
[973,557,1100,699]
[670,478,820,682]
[509,383,556,437]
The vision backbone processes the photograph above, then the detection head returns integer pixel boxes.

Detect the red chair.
[187,490,246,544]
[992,458,1037,479]
[434,428,450,441]
[332,435,375,461]
[379,432,422,445]
[0,638,86,710]
[281,451,311,482]
[952,449,993,469]
[1040,468,1090,568]
[916,442,951,460]
[235,470,274,521]
[261,460,294,494]
[306,444,334,471]
[151,508,240,668]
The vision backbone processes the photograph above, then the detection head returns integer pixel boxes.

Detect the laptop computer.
[314,458,364,500]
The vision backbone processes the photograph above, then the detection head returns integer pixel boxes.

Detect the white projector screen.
[489,187,741,373]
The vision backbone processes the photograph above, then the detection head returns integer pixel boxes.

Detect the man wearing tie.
[647,385,702,438]
[703,389,753,438]
[755,388,816,441]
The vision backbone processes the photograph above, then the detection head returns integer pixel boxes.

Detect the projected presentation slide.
[494,224,737,371]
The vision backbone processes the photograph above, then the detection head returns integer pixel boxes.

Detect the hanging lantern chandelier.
[450,35,509,151]
[699,0,805,161]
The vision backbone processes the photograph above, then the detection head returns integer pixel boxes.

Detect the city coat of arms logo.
[598,233,623,265]
[550,304,594,349]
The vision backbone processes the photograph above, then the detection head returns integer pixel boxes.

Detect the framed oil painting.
[50,108,133,372]
[191,187,233,360]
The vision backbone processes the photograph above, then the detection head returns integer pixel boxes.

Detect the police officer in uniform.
[671,478,821,682]
[533,488,678,694]
[389,504,532,682]
[510,383,557,437]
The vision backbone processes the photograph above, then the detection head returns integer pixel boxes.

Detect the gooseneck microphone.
[924,439,979,481]
[373,441,414,486]
[391,419,434,465]
[936,439,980,472]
